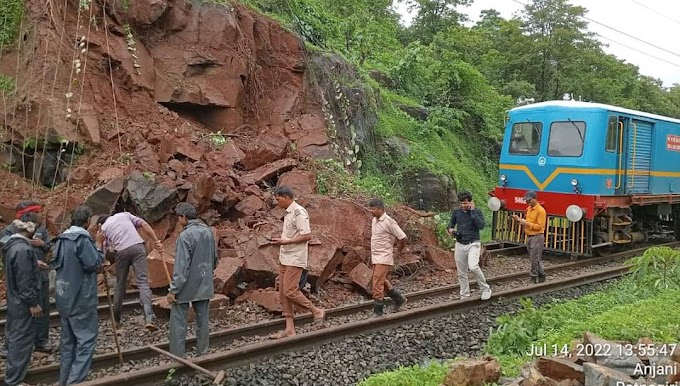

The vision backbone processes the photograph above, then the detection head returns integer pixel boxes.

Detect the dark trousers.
[33,278,50,348]
[113,243,153,324]
[58,310,98,385]
[527,234,546,277]
[169,300,210,358]
[4,308,36,386]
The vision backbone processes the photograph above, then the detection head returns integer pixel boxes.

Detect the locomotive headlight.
[571,178,579,187]
[488,197,503,212]
[566,205,584,222]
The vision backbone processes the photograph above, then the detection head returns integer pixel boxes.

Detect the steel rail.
[76,265,628,386]
[0,290,140,320]
[0,299,142,334]
[9,242,680,382]
[4,241,678,384]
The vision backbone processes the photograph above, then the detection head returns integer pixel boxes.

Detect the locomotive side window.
[547,121,586,157]
[605,117,619,152]
[509,122,542,155]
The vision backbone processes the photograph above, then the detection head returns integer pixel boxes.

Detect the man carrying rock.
[166,203,218,358]
[97,211,164,331]
[446,191,491,300]
[269,186,325,339]
[2,213,43,386]
[513,191,547,284]
[0,200,54,356]
[52,206,104,385]
[367,198,408,316]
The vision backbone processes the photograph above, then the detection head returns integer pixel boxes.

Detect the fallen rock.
[583,362,636,386]
[392,253,422,275]
[647,357,680,384]
[126,171,179,223]
[308,244,343,289]
[241,240,280,284]
[554,380,581,386]
[520,365,556,386]
[341,248,365,273]
[68,166,91,184]
[214,257,243,297]
[237,133,289,170]
[160,135,203,162]
[441,356,502,386]
[236,288,281,313]
[98,167,125,182]
[348,262,372,294]
[583,332,643,376]
[277,170,316,195]
[84,177,125,215]
[152,294,229,322]
[536,357,584,384]
[135,141,161,173]
[241,158,298,185]
[145,250,175,288]
[424,246,456,270]
[186,173,216,213]
[234,195,264,217]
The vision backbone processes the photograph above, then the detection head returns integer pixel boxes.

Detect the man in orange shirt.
[512,191,546,283]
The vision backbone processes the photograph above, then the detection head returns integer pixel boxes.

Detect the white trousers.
[454,241,491,296]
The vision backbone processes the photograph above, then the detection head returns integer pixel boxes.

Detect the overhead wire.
[507,0,680,68]
[595,33,680,68]
[629,0,680,27]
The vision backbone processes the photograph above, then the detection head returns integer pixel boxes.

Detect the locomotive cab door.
[607,116,627,195]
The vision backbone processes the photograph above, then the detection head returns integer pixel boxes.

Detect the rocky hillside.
[0,0,456,301]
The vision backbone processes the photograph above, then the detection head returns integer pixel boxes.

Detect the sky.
[393,0,680,88]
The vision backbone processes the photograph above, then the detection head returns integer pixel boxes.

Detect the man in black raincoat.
[52,205,104,385]
[2,213,43,386]
[0,200,53,358]
[166,203,218,358]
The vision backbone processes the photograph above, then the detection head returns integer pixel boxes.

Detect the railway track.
[9,241,677,385]
[0,243,522,334]
[0,291,142,334]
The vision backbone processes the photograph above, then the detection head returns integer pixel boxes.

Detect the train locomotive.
[487,99,680,257]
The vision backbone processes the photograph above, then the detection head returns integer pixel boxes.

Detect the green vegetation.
[0,0,23,47]
[232,0,680,245]
[358,360,451,386]
[0,75,15,96]
[358,247,680,383]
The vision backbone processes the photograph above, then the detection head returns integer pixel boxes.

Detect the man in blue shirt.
[447,191,491,300]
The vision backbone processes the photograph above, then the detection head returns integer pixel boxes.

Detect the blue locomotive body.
[488,100,680,256]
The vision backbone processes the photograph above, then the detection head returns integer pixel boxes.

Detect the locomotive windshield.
[548,120,586,156]
[509,122,542,155]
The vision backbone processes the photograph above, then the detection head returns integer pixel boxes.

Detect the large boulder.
[125,171,179,223]
[84,177,125,215]
[441,356,501,386]
[401,169,456,212]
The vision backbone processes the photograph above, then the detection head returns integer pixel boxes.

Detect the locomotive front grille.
[492,210,593,256]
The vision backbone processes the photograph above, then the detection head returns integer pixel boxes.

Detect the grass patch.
[358,273,680,383]
[357,360,450,386]
[0,0,23,47]
[0,75,15,96]
[486,277,680,376]
[374,88,497,202]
